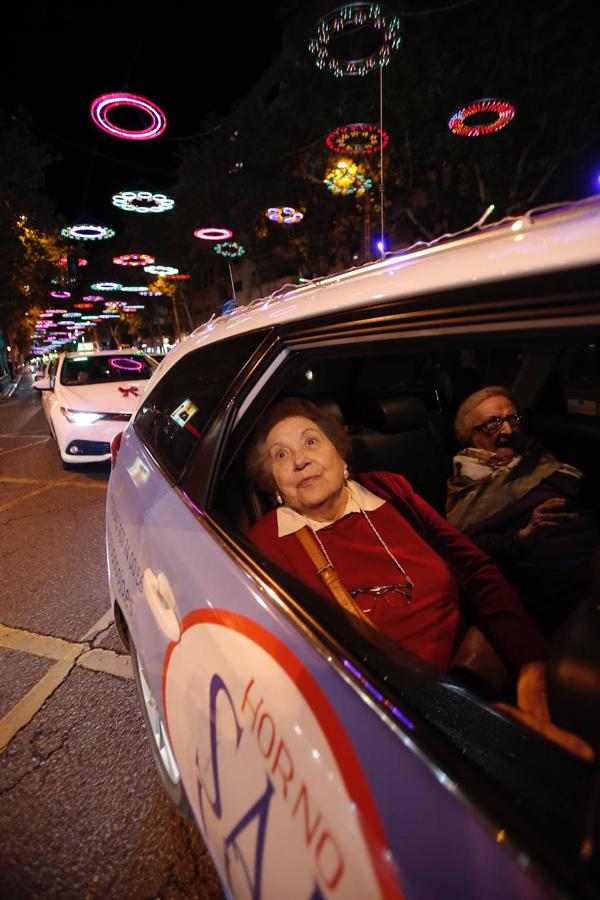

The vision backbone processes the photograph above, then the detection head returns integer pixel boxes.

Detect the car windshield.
[60,354,155,386]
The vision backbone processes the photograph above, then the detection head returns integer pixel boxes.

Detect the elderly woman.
[246,397,593,760]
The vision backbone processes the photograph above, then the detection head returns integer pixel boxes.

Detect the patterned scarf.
[446,440,581,531]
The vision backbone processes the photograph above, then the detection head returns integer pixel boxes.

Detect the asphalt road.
[0,373,224,899]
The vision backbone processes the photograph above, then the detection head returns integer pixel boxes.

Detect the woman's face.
[266,415,346,516]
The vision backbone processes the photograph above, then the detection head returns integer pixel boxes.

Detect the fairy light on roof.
[326,123,389,156]
[309,3,402,78]
[62,224,115,241]
[112,191,174,213]
[90,92,167,141]
[448,98,516,136]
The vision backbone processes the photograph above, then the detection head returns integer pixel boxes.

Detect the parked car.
[34,349,157,465]
[106,196,600,899]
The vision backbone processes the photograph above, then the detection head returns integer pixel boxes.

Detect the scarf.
[446,440,581,531]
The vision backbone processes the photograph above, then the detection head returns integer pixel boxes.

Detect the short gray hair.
[454,385,512,446]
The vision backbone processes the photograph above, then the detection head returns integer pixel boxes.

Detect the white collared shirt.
[276,479,385,537]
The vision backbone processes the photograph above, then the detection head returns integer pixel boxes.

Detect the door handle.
[142,569,181,643]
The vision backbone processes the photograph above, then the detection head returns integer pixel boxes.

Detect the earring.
[275,491,283,505]
[343,466,349,481]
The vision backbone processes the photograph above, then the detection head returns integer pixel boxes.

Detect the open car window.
[204,329,600,880]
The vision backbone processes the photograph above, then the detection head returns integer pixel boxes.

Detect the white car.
[35,349,157,465]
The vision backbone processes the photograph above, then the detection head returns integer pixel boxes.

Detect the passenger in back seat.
[447,386,600,637]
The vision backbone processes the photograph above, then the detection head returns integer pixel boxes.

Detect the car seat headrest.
[366,397,428,433]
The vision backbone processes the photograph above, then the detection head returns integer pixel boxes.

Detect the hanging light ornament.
[59,257,88,266]
[143,264,179,275]
[326,123,388,156]
[309,3,401,78]
[213,241,245,259]
[324,158,372,196]
[90,92,167,141]
[91,282,122,291]
[448,98,516,137]
[49,290,71,299]
[113,253,156,267]
[112,191,174,213]
[266,207,304,224]
[194,227,234,240]
[62,224,115,241]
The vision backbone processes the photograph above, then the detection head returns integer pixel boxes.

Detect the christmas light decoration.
[62,224,115,241]
[59,257,88,266]
[194,227,234,240]
[326,123,388,156]
[90,93,167,141]
[309,3,401,78]
[324,158,372,195]
[112,191,174,213]
[266,207,304,224]
[109,357,144,372]
[49,290,71,299]
[213,241,245,258]
[91,282,122,291]
[143,264,179,275]
[113,253,155,267]
[139,290,163,297]
[165,273,191,280]
[120,285,149,292]
[448,98,515,136]
[74,303,94,309]
[83,295,105,303]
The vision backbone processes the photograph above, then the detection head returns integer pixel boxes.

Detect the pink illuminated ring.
[49,291,71,299]
[108,357,144,372]
[90,93,167,141]
[448,98,516,137]
[194,227,234,241]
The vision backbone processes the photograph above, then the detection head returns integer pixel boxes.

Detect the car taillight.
[110,431,123,469]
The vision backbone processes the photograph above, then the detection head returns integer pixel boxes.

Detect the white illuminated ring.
[194,227,234,241]
[266,206,304,224]
[113,191,174,213]
[91,282,122,291]
[62,224,115,241]
[91,93,167,141]
[143,264,179,275]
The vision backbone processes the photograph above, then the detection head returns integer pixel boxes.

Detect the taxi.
[106,196,600,900]
[34,349,156,465]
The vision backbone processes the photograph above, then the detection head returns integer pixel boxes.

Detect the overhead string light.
[112,191,174,213]
[90,93,167,141]
[448,98,516,136]
[309,3,402,78]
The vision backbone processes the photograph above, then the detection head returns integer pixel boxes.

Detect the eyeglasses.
[349,582,413,613]
[472,413,522,435]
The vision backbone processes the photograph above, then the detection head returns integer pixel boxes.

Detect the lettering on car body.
[163,609,404,900]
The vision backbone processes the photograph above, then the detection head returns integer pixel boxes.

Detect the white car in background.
[34,349,157,465]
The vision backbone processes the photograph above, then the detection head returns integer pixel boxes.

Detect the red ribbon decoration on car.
[118,386,140,397]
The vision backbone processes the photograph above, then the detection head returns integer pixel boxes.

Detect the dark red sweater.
[248,472,547,674]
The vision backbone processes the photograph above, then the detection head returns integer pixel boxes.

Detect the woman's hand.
[495,662,595,762]
[518,497,579,542]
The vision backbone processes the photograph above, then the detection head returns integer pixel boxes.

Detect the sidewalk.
[0,374,20,401]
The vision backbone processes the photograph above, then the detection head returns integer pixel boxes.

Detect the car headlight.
[60,407,103,425]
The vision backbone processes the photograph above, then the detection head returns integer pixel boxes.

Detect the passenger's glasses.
[473,413,522,435]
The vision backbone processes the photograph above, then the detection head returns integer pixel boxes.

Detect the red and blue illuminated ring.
[90,93,167,141]
[194,227,234,241]
[109,357,144,372]
[326,124,389,156]
[113,253,155,267]
[62,224,115,241]
[448,98,516,136]
[266,207,304,224]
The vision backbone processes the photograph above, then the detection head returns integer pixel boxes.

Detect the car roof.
[151,194,600,383]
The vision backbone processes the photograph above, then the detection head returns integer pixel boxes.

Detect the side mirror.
[33,378,51,390]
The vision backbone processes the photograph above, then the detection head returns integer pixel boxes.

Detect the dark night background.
[1,0,599,357]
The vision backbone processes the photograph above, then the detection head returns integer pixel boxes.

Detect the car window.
[134,330,266,481]
[60,353,155,386]
[204,329,599,872]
